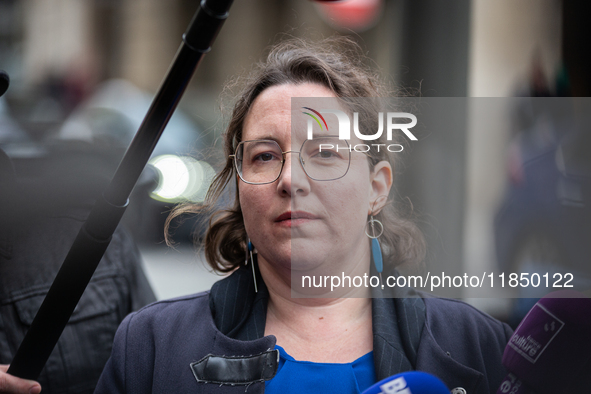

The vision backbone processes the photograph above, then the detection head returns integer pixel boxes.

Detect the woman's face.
[238,83,391,290]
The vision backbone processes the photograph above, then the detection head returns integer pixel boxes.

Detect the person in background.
[0,146,156,394]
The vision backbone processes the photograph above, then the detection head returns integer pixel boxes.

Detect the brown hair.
[166,36,425,273]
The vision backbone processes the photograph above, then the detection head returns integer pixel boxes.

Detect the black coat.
[95,264,512,394]
[96,268,511,394]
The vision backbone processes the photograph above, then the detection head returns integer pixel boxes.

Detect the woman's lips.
[275,211,318,227]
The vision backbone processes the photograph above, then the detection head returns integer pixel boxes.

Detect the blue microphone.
[362,371,450,394]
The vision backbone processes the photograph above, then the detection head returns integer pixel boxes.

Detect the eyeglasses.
[229,137,352,184]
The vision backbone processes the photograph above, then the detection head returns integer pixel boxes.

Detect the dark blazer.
[95,265,512,394]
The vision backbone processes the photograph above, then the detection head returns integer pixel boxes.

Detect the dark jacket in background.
[0,148,156,393]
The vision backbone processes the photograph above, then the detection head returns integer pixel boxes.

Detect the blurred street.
[139,245,224,300]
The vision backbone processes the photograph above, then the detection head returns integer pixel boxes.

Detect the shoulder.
[423,296,512,345]
[418,296,512,394]
[123,291,210,329]
[135,291,209,312]
[424,296,510,329]
[96,292,216,393]
[115,291,213,346]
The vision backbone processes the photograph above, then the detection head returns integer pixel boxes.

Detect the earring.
[245,239,258,293]
[365,214,384,290]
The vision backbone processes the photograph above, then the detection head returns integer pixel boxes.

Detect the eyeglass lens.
[235,138,351,184]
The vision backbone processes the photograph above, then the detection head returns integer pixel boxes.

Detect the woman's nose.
[277,153,310,196]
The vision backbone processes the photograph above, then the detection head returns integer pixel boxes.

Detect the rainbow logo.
[302,107,328,131]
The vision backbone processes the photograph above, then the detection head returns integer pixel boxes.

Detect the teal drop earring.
[366,212,384,289]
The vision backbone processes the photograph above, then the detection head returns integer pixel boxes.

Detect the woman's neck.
[259,256,373,363]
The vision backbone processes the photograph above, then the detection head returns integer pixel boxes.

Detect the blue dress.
[265,345,376,394]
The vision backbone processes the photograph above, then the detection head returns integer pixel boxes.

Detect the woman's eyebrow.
[245,140,279,149]
[243,135,281,143]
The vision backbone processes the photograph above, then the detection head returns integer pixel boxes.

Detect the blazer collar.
[209,258,268,341]
[208,259,426,378]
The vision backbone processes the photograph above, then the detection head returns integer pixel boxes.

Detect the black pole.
[8,0,234,380]
[0,70,9,97]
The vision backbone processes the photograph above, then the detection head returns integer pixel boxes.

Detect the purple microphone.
[497,290,591,394]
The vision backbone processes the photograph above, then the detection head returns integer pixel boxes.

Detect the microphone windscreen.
[0,71,9,97]
[498,290,591,394]
[362,371,449,394]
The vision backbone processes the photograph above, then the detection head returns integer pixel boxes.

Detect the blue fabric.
[265,345,376,394]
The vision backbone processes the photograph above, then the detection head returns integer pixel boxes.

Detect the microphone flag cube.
[498,290,591,394]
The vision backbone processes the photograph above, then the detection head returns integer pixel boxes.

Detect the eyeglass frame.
[228,137,353,185]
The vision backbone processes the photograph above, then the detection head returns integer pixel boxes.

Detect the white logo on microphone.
[380,376,412,394]
[508,304,565,363]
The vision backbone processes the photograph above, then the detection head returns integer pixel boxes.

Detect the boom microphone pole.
[0,70,9,97]
[8,0,234,380]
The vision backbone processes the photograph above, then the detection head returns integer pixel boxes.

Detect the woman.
[94,37,512,394]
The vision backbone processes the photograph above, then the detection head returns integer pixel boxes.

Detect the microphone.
[497,290,591,394]
[362,371,449,394]
[0,70,9,97]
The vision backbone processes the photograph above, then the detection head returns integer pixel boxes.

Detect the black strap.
[191,350,279,385]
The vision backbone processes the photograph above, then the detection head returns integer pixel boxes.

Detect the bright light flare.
[149,155,215,203]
